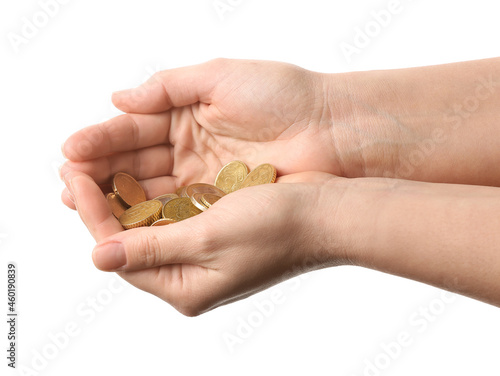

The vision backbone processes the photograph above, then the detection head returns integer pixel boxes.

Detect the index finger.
[62,112,171,162]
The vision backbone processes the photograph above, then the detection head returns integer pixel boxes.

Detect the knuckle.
[135,234,163,268]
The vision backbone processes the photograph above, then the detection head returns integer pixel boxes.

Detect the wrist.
[277,174,360,272]
[318,70,411,179]
[319,59,500,186]
[299,175,388,268]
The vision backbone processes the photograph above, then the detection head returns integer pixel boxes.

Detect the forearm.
[322,57,500,185]
[317,177,500,307]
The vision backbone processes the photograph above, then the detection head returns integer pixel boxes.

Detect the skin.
[60,58,500,315]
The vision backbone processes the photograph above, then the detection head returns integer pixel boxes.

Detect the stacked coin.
[107,161,277,230]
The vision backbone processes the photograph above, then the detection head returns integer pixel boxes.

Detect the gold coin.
[200,193,221,208]
[106,193,128,218]
[112,172,146,206]
[162,197,202,222]
[185,183,226,200]
[152,193,179,206]
[190,192,209,212]
[214,160,249,193]
[151,218,176,226]
[119,200,162,229]
[238,163,277,189]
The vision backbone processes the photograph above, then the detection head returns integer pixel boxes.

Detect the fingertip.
[115,83,156,113]
[61,134,87,162]
[60,138,79,162]
[61,188,76,210]
[111,90,132,112]
[63,171,98,208]
[62,170,82,187]
[59,161,90,184]
[59,161,72,181]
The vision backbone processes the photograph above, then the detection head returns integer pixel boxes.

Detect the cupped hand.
[63,170,347,316]
[60,59,344,209]
[59,59,355,315]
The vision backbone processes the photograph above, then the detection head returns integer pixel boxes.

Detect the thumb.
[92,223,207,272]
[112,58,227,114]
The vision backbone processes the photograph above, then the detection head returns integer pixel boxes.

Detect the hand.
[60,59,348,208]
[62,170,347,316]
[59,58,359,315]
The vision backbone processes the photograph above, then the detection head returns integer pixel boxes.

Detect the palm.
[162,61,339,187]
[62,59,340,199]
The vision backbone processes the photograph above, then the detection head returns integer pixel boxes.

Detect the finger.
[61,187,76,210]
[112,59,226,113]
[60,144,174,185]
[62,113,171,162]
[64,171,123,242]
[91,216,210,272]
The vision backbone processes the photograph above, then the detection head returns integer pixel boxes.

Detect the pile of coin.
[107,161,277,230]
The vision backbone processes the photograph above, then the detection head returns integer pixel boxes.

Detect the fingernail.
[93,242,127,271]
[67,191,75,204]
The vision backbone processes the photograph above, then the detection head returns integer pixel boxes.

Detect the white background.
[1,0,499,375]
